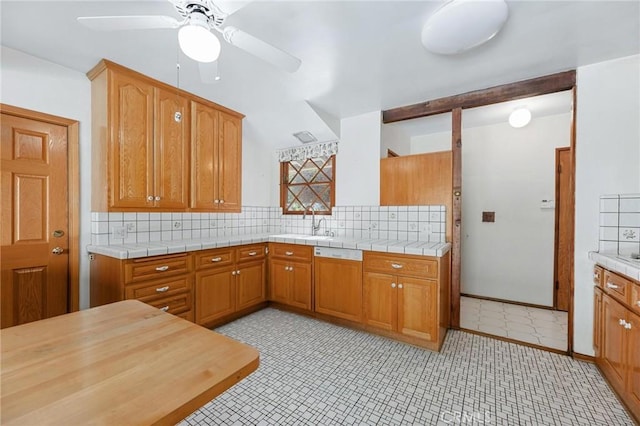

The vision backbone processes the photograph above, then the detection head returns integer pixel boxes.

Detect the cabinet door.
[236,260,265,311]
[602,294,627,394]
[314,257,362,322]
[363,272,396,331]
[154,88,189,209]
[269,259,290,304]
[109,71,154,209]
[217,111,241,212]
[190,101,218,210]
[290,262,312,310]
[593,287,603,360]
[398,277,437,341]
[628,311,640,415]
[195,266,235,325]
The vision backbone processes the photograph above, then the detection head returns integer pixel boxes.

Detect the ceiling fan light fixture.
[178,12,220,63]
[509,108,532,128]
[421,0,508,55]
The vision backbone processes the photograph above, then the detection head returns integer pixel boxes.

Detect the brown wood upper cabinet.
[191,101,242,212]
[88,59,243,212]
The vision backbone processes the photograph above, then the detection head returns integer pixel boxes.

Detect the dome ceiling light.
[509,108,532,128]
[421,0,509,55]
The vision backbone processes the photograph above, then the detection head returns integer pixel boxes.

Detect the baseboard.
[572,352,595,363]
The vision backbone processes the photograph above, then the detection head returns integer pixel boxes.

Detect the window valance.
[277,141,339,162]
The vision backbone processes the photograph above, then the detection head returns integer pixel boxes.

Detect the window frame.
[280,154,336,215]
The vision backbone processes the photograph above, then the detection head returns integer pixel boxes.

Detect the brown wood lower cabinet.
[594,266,640,422]
[268,244,313,311]
[90,253,194,321]
[195,244,266,327]
[363,251,450,350]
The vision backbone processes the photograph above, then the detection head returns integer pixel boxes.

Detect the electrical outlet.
[173,221,182,229]
[126,222,136,232]
[112,226,126,239]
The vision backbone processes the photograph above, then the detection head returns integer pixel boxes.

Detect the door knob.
[52,247,64,255]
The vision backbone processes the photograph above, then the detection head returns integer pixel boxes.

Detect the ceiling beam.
[382,70,576,123]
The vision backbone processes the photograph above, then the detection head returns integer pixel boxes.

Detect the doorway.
[0,104,80,328]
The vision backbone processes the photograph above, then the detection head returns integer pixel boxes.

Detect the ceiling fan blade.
[77,15,181,31]
[214,1,254,17]
[222,26,301,73]
[199,61,221,84]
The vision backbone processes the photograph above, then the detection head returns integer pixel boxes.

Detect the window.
[280,155,335,214]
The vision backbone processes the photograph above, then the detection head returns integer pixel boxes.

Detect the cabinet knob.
[606,282,619,289]
[619,318,627,326]
[220,199,225,204]
[147,195,154,201]
[236,270,241,275]
[624,322,632,330]
[214,199,219,204]
[398,283,403,289]
[155,196,161,201]
[391,263,403,269]
[156,286,169,293]
[52,247,64,255]
[160,306,169,312]
[636,301,640,307]
[391,282,396,288]
[232,271,237,276]
[155,266,169,272]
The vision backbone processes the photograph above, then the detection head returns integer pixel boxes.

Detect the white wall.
[411,131,451,154]
[461,113,571,306]
[0,46,93,309]
[574,54,640,355]
[380,122,410,157]
[336,111,381,206]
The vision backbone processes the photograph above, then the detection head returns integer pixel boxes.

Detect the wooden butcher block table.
[0,300,259,425]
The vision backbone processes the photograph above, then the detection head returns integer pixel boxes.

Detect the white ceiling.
[1,1,639,150]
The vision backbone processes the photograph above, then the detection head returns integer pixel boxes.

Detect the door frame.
[553,147,572,311]
[382,71,577,355]
[1,103,80,312]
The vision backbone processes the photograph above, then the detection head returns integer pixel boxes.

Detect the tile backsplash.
[599,194,640,255]
[91,205,447,246]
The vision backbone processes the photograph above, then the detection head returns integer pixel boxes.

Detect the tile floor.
[460,296,568,351]
[180,308,632,426]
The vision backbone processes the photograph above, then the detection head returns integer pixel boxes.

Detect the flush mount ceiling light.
[509,108,532,128]
[293,131,318,144]
[421,0,509,55]
[178,11,221,63]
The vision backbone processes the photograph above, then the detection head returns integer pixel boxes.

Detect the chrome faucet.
[303,205,324,236]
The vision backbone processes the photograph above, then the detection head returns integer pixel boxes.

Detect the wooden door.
[363,272,396,331]
[109,71,154,209]
[195,266,235,325]
[289,262,312,310]
[398,277,438,341]
[269,259,290,304]
[314,257,362,322]
[602,294,627,394]
[554,147,572,311]
[628,311,640,414]
[236,260,265,311]
[1,114,69,328]
[217,111,241,212]
[154,88,189,210]
[190,101,217,210]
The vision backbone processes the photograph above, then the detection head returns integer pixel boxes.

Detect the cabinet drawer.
[144,291,192,316]
[270,243,312,262]
[604,270,630,302]
[195,248,234,270]
[124,276,191,300]
[593,265,604,288]
[237,244,266,262]
[364,252,437,278]
[631,283,640,315]
[125,254,191,283]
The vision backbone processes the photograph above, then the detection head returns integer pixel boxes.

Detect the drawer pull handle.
[211,257,222,262]
[155,266,169,272]
[285,251,294,256]
[606,282,619,289]
[156,286,170,293]
[248,251,257,256]
[391,263,403,269]
[160,306,169,312]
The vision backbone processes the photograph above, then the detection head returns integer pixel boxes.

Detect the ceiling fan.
[77,0,301,73]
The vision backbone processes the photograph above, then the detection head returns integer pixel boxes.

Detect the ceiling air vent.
[293,131,317,144]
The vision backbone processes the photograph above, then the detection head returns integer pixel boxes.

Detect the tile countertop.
[589,251,640,282]
[87,234,452,260]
